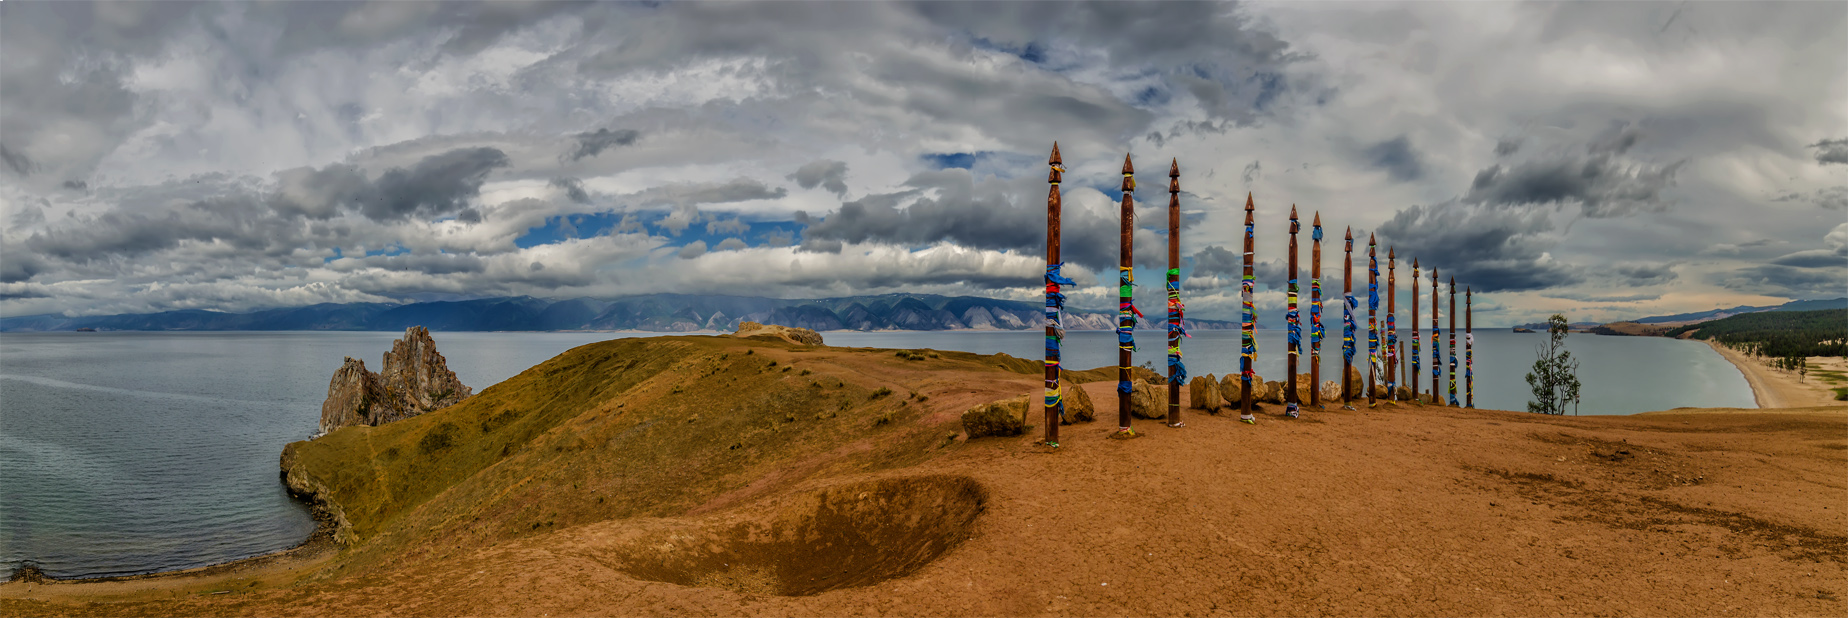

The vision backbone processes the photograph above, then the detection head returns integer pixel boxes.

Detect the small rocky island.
[319,326,472,434]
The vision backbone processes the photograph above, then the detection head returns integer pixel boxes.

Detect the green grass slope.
[281,335,1062,577]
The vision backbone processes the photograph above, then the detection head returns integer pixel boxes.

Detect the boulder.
[1395,385,1414,401]
[1129,380,1166,420]
[1260,380,1285,404]
[1217,374,1243,407]
[320,326,473,435]
[1059,378,1095,424]
[1343,365,1365,399]
[962,395,1029,438]
[1189,374,1223,412]
[1291,375,1314,405]
[732,321,825,346]
[1319,380,1342,402]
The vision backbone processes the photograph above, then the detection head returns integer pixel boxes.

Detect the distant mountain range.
[1509,297,1847,332]
[0,294,1249,333]
[1629,297,1848,324]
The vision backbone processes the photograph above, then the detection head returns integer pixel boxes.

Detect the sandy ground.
[1705,340,1845,409]
[7,389,1844,617]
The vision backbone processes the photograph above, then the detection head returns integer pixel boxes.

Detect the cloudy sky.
[3,1,1844,326]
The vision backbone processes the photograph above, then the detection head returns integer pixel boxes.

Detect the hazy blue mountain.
[0,294,1243,333]
[1632,297,1847,324]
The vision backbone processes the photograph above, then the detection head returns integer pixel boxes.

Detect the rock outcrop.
[732,321,825,346]
[962,396,1029,438]
[319,326,472,434]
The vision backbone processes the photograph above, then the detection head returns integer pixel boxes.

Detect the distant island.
[0,293,1255,333]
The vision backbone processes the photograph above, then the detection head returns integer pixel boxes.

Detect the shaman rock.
[319,326,472,434]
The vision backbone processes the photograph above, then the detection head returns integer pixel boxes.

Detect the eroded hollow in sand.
[613,475,987,596]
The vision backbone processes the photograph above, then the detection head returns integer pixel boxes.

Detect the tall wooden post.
[1166,159,1185,428]
[1043,143,1068,445]
[1117,154,1137,433]
[1448,276,1458,407]
[1341,227,1354,408]
[1411,258,1420,404]
[1286,206,1301,414]
[1386,247,1397,401]
[1366,234,1378,406]
[1310,213,1323,408]
[1466,287,1474,409]
[1431,267,1440,402]
[1239,194,1257,421]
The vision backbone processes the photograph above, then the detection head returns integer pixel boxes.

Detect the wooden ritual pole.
[1466,287,1474,409]
[1043,143,1066,445]
[1431,267,1441,403]
[1117,154,1137,433]
[1386,247,1397,401]
[1240,195,1256,421]
[1411,257,1420,404]
[1286,206,1301,415]
[1341,227,1354,408]
[1310,213,1323,408]
[1448,277,1458,407]
[1166,159,1185,427]
[1366,234,1378,406]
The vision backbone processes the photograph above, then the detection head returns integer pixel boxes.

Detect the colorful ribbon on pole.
[1465,331,1474,408]
[1118,266,1142,395]
[1045,263,1075,415]
[1367,251,1380,382]
[1241,228,1257,390]
[1448,312,1460,406]
[1166,268,1188,384]
[1342,294,1357,364]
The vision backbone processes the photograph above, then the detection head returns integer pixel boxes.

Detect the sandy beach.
[1705,340,1845,409]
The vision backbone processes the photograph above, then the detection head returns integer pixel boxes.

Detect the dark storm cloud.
[25,192,311,261]
[567,128,641,162]
[1611,262,1678,285]
[1375,200,1581,292]
[550,177,591,204]
[0,248,45,283]
[1463,155,1684,218]
[328,252,487,275]
[273,147,510,221]
[1768,249,1846,269]
[1190,245,1242,277]
[1713,264,1848,298]
[1363,136,1424,182]
[1494,139,1522,157]
[796,169,1124,269]
[1810,137,1848,165]
[789,160,850,196]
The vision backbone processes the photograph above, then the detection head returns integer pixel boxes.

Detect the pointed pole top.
[1244,192,1255,212]
[1412,257,1419,268]
[1122,153,1134,174]
[1313,211,1321,227]
[1450,276,1456,287]
[1344,226,1352,240]
[1049,142,1061,165]
[1290,204,1299,220]
[1369,232,1376,245]
[1389,247,1396,260]
[1169,158,1179,178]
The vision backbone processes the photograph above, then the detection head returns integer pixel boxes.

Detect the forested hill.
[1666,309,1848,358]
[0,294,1244,333]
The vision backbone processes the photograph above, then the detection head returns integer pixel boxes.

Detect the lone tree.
[1525,314,1582,415]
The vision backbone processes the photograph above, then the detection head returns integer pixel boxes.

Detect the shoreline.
[1703,339,1841,409]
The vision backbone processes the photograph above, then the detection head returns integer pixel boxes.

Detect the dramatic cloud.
[1811,137,1848,165]
[789,160,849,196]
[567,129,641,162]
[1,1,1842,321]
[1376,200,1580,292]
[1363,136,1424,182]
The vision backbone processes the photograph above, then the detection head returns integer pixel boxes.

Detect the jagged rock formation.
[319,326,472,434]
[732,321,825,346]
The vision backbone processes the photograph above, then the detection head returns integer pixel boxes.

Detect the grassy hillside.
[282,334,1086,577]
[1666,308,1848,358]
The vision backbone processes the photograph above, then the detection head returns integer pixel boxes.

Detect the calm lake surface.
[0,329,1751,578]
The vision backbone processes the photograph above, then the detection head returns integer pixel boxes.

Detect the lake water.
[0,329,1751,578]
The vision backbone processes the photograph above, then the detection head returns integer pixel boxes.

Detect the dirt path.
[1706,340,1843,408]
[8,400,1844,617]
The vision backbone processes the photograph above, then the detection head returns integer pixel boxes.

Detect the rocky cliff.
[319,326,472,434]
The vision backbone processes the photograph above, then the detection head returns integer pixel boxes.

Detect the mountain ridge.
[0,293,1248,333]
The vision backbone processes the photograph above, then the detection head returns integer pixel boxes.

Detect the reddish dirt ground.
[6,378,1845,616]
